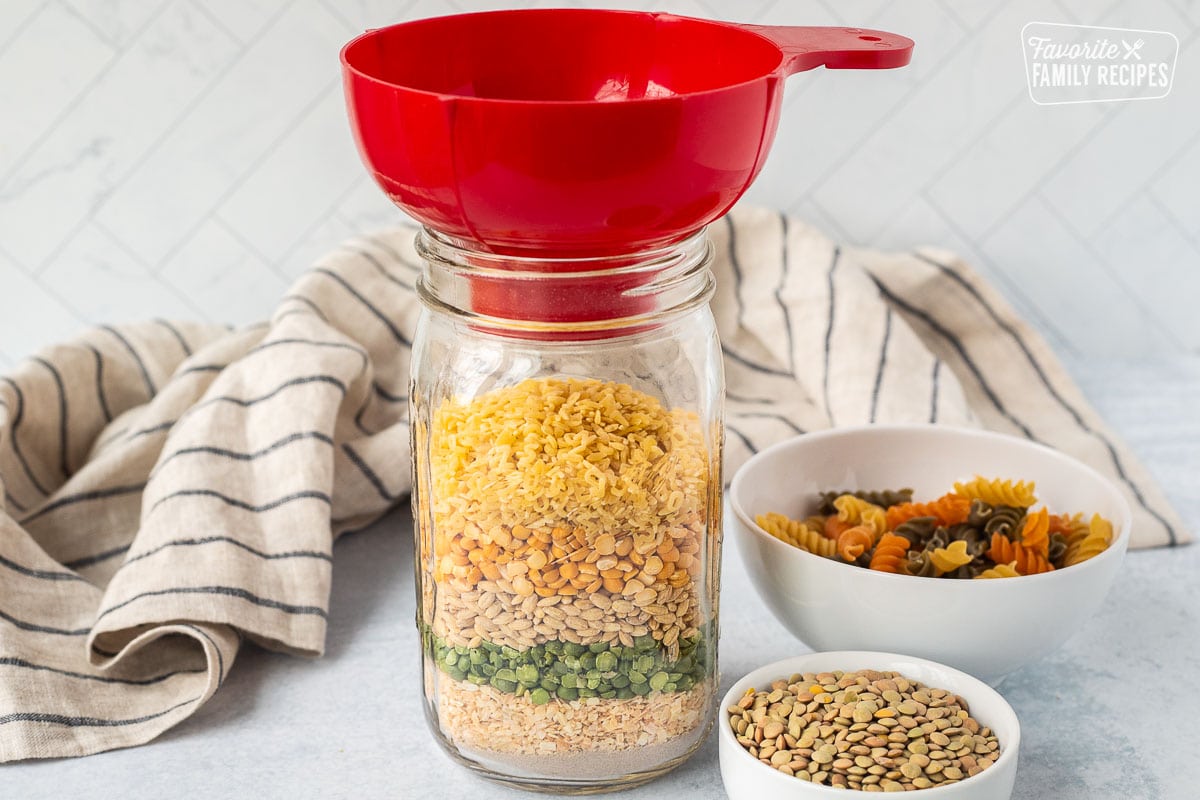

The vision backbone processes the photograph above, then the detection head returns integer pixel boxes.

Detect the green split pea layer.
[425,625,712,704]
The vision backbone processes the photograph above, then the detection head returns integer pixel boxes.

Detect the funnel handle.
[739,25,914,75]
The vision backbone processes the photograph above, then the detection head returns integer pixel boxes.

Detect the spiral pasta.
[756,513,837,558]
[1062,513,1113,567]
[1047,512,1081,537]
[987,532,1054,575]
[759,477,1113,580]
[893,516,938,548]
[1062,514,1092,547]
[924,527,950,552]
[966,499,995,527]
[903,550,937,577]
[833,494,888,540]
[803,515,828,532]
[823,515,854,541]
[818,489,913,515]
[1048,532,1068,563]
[1017,507,1050,557]
[953,476,1037,508]
[868,533,910,573]
[885,494,971,530]
[947,522,988,556]
[929,540,972,575]
[836,525,874,562]
[983,505,1025,538]
[974,563,1020,579]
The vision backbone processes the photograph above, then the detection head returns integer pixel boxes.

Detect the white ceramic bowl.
[718,652,1020,800]
[729,425,1132,684]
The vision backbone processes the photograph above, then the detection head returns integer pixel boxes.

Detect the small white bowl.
[729,425,1132,684]
[718,652,1020,800]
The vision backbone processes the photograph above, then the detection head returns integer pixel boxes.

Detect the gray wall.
[1,0,1197,366]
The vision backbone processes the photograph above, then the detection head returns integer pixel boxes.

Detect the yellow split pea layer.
[433,521,702,597]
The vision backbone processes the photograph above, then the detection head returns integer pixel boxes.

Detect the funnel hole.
[858,35,883,41]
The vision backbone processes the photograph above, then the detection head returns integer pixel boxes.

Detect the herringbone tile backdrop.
[2,0,1197,368]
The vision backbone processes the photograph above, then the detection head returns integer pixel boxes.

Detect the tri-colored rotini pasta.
[929,540,973,575]
[755,476,1116,579]
[987,532,1054,576]
[975,563,1020,579]
[833,495,889,541]
[885,494,971,530]
[953,476,1037,508]
[755,512,838,559]
[868,533,909,573]
[1017,507,1050,557]
[836,525,874,561]
[1063,514,1113,567]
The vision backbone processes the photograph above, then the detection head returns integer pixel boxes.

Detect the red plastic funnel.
[341,9,913,258]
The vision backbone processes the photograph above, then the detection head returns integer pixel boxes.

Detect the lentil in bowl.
[718,652,1019,800]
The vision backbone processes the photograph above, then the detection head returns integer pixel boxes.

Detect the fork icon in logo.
[1122,38,1145,59]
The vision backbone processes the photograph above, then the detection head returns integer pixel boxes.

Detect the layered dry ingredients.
[756,477,1115,578]
[420,377,717,770]
[729,670,1001,791]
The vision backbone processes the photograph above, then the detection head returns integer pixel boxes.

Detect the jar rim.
[414,226,715,335]
[416,226,710,277]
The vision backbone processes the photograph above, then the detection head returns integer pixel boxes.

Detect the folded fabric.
[0,206,1187,761]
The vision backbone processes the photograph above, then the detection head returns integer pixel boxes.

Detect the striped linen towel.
[0,206,1187,761]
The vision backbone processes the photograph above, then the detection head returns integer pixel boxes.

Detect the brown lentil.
[727,670,1001,791]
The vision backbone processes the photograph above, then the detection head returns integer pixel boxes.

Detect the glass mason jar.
[410,227,724,792]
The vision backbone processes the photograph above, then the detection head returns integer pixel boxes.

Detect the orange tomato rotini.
[824,515,855,541]
[836,525,874,562]
[885,494,971,530]
[1047,512,1080,536]
[1019,507,1050,557]
[988,532,1054,575]
[868,533,910,573]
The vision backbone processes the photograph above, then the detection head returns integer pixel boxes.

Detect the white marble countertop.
[6,357,1198,800]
